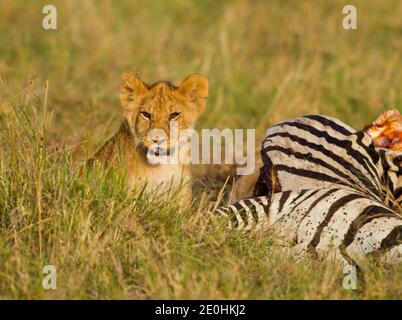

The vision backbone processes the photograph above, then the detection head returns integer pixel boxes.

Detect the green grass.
[0,0,401,299]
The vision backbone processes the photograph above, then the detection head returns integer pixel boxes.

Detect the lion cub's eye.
[140,111,151,120]
[169,112,181,121]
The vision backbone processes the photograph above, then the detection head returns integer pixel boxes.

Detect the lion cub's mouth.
[148,146,175,157]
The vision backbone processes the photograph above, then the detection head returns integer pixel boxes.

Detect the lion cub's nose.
[151,136,165,144]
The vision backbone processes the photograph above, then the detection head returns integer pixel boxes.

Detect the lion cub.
[85,72,208,206]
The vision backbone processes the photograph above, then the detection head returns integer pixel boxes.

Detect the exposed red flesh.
[365,109,402,151]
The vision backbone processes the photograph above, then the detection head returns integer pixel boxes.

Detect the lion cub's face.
[120,72,208,157]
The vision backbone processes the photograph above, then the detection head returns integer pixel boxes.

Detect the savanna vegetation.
[0,0,401,299]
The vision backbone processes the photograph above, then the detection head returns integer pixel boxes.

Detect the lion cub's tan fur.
[85,72,208,207]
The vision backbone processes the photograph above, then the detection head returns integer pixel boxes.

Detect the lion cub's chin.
[127,161,192,208]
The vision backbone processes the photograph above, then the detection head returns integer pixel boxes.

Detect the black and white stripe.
[214,115,402,267]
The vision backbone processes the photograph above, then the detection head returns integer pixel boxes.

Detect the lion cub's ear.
[120,71,148,108]
[178,74,209,114]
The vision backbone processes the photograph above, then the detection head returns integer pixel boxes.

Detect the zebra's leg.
[214,188,402,268]
[213,189,363,274]
[350,223,402,265]
[289,187,402,268]
[213,195,273,231]
[382,244,402,264]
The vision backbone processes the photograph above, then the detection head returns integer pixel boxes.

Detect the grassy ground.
[0,0,401,299]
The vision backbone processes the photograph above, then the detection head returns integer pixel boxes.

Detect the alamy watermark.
[42,265,57,290]
[342,265,357,290]
[42,5,57,30]
[342,5,357,30]
[42,4,358,31]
